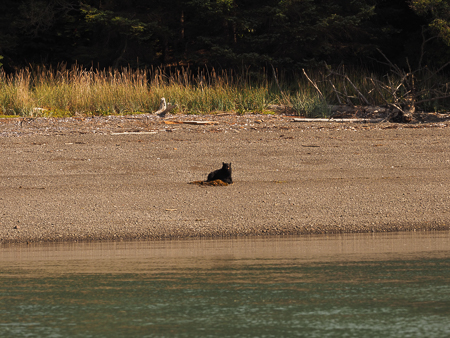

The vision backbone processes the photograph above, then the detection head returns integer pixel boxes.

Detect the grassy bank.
[0,65,449,118]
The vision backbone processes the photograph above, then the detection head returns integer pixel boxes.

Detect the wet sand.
[2,233,450,274]
[1,114,450,243]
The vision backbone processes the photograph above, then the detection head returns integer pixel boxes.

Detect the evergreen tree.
[0,0,448,70]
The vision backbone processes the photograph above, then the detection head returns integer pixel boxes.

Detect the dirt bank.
[1,113,450,243]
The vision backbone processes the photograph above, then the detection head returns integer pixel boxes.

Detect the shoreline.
[1,114,450,244]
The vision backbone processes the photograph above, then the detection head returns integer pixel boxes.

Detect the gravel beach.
[1,113,450,243]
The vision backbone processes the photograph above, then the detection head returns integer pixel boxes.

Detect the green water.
[0,233,449,337]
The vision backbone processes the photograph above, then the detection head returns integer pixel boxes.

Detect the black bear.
[207,162,233,184]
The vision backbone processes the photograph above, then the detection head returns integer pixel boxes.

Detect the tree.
[411,0,450,45]
[181,0,379,69]
[0,0,448,71]
[13,0,79,65]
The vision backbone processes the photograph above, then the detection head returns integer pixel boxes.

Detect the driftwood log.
[154,97,178,117]
[292,118,384,123]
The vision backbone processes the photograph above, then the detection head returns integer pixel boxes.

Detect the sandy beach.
[1,113,450,243]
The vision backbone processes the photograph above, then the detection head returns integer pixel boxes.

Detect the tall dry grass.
[0,65,274,117]
[0,64,448,117]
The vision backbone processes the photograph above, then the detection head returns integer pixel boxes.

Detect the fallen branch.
[302,69,326,102]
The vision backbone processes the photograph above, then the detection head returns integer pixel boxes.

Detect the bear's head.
[222,162,231,171]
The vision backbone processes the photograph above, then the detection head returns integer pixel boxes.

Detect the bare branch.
[376,49,403,77]
[369,78,390,106]
[328,80,342,105]
[302,68,326,102]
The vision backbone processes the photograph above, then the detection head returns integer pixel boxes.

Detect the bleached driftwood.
[154,97,177,117]
[292,118,384,123]
[163,120,219,125]
[111,131,158,135]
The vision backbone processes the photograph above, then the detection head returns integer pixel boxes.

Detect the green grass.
[0,64,449,118]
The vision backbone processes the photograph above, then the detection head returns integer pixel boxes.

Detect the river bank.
[1,113,450,243]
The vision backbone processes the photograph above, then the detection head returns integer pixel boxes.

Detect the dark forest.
[1,0,449,71]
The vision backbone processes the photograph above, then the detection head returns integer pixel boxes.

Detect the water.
[0,232,450,337]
